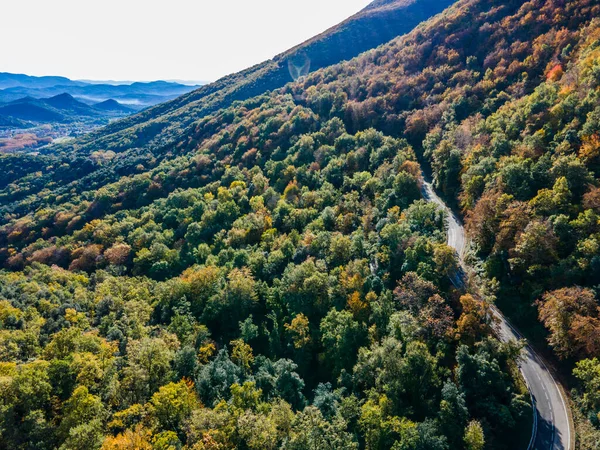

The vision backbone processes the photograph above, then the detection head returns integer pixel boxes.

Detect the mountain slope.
[0,0,454,213]
[2,0,597,222]
[47,0,455,155]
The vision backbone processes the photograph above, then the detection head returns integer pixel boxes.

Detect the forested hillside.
[0,0,453,177]
[1,0,600,448]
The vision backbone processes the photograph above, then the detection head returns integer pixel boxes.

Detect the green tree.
[464,420,485,450]
[438,381,468,448]
[196,349,241,405]
[121,337,175,405]
[320,309,366,378]
[573,358,600,417]
[149,380,199,435]
[59,386,105,442]
[283,406,358,450]
[59,419,104,450]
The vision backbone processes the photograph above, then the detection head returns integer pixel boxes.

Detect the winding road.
[420,175,572,450]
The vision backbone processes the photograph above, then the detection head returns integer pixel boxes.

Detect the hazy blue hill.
[67,81,198,98]
[128,80,192,91]
[0,97,66,123]
[0,93,128,124]
[0,72,84,90]
[43,93,100,116]
[93,99,134,113]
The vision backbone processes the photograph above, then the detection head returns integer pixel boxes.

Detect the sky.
[2,0,372,83]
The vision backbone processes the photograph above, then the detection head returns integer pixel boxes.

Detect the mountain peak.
[43,92,97,116]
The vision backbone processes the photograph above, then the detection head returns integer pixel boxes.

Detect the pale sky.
[1,0,373,83]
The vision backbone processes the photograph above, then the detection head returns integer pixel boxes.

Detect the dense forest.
[0,99,532,449]
[1,0,600,448]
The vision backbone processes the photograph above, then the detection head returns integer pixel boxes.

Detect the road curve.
[420,175,572,450]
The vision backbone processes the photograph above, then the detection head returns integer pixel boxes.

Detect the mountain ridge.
[49,0,454,155]
[0,72,84,89]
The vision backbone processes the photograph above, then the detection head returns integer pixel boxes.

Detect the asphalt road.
[420,175,571,450]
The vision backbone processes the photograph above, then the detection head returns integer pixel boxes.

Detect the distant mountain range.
[0,72,203,109]
[0,93,134,127]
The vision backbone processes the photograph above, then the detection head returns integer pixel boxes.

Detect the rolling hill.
[0,93,131,125]
[43,93,101,117]
[0,94,136,153]
[0,115,29,129]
